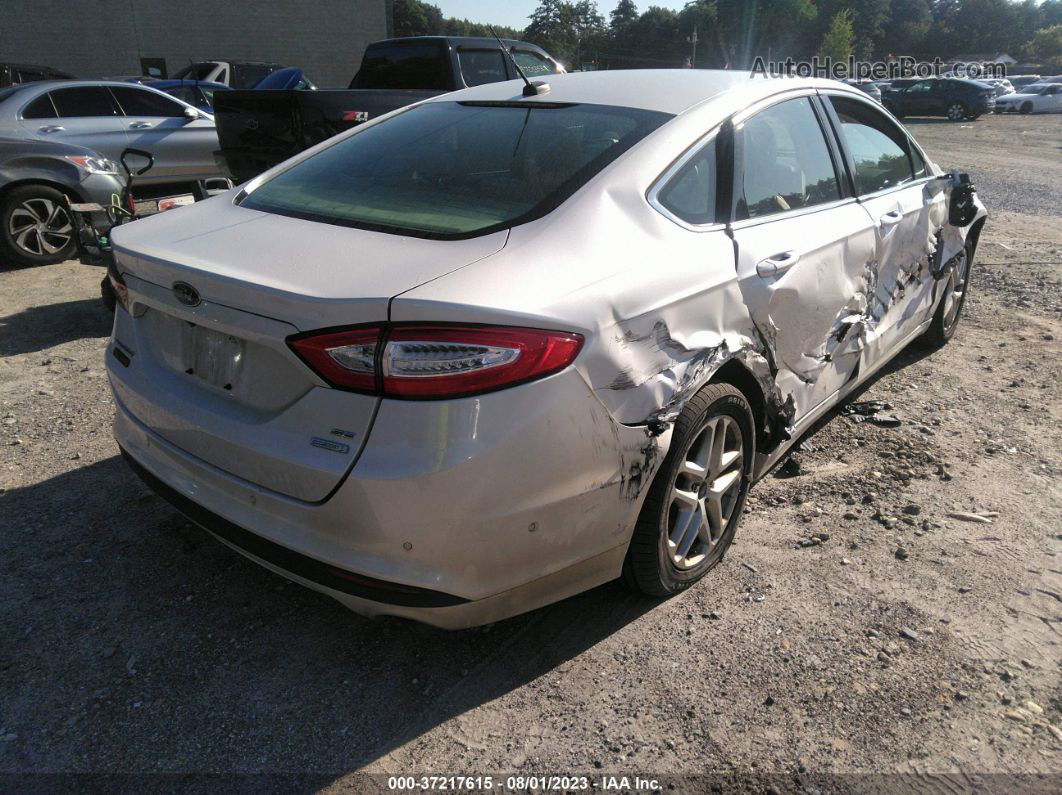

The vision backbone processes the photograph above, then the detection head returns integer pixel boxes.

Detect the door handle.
[129,121,153,129]
[756,250,800,278]
[39,125,64,133]
[879,210,903,226]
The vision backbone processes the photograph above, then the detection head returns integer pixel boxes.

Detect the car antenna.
[490,26,549,97]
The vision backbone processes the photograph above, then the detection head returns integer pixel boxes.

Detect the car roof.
[426,69,855,116]
[369,35,531,48]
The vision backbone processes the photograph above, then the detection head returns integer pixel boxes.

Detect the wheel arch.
[708,358,768,452]
[0,178,85,204]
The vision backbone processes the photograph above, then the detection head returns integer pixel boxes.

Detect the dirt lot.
[1,113,1060,789]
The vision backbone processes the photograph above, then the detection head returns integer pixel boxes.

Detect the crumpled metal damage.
[588,168,984,465]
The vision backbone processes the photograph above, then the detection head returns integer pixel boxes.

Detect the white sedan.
[993,82,1062,113]
[105,70,985,627]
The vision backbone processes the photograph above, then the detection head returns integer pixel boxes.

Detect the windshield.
[239,101,672,239]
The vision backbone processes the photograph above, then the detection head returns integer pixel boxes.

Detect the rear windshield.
[239,101,672,239]
[351,43,451,90]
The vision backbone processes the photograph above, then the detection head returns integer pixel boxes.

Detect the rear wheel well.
[710,359,768,452]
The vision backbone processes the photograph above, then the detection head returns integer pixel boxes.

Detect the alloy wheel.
[947,103,966,121]
[666,414,745,570]
[8,197,73,257]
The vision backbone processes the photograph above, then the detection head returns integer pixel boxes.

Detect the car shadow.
[0,297,112,357]
[0,457,656,779]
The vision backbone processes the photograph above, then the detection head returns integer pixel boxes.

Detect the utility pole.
[688,26,699,69]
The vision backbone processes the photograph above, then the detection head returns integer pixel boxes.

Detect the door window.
[48,87,120,117]
[233,65,274,88]
[16,68,49,83]
[657,138,717,225]
[512,50,558,77]
[110,86,186,117]
[22,93,57,119]
[828,96,916,194]
[458,50,508,87]
[737,97,841,219]
[907,80,933,93]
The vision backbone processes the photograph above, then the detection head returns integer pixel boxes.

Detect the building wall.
[0,0,391,87]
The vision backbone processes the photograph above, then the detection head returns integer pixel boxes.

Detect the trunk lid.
[109,197,507,501]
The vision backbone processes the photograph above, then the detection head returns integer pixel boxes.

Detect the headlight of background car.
[65,155,120,175]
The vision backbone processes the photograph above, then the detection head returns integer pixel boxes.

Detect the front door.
[823,93,946,363]
[731,95,878,424]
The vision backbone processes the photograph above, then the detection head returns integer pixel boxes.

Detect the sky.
[433,1,691,31]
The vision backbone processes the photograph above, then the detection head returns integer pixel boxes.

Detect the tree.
[392,0,443,36]
[1028,23,1062,69]
[887,0,932,57]
[571,1,606,67]
[678,1,718,68]
[819,9,855,64]
[525,0,577,66]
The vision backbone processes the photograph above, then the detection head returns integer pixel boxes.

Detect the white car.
[993,82,1062,114]
[105,71,985,628]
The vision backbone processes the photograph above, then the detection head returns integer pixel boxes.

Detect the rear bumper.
[110,357,665,627]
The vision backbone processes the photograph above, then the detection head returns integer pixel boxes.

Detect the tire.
[623,383,754,597]
[1020,102,1033,114]
[0,184,76,268]
[924,239,974,348]
[946,102,968,121]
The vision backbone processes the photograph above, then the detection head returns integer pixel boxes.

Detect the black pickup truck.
[214,36,563,183]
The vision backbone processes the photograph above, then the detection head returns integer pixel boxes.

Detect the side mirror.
[949,172,978,228]
[183,106,200,122]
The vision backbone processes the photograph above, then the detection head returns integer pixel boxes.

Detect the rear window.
[351,43,451,90]
[240,101,671,239]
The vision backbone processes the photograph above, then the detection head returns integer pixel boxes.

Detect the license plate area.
[179,323,245,391]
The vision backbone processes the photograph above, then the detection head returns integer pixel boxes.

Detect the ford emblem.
[172,282,201,307]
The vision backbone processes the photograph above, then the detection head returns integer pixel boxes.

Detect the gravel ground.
[0,113,1060,789]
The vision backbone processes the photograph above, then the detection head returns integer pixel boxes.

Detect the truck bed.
[213,88,442,183]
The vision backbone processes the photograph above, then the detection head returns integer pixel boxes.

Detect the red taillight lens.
[382,326,583,398]
[288,325,583,399]
[289,326,380,393]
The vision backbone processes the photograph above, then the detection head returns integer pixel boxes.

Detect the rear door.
[822,92,945,361]
[731,93,878,423]
[109,85,221,183]
[18,86,128,157]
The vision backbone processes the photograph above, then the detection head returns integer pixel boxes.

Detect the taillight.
[288,326,380,393]
[289,325,583,399]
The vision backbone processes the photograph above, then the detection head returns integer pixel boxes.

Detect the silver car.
[0,80,221,188]
[106,71,986,628]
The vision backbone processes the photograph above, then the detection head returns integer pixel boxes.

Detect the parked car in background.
[107,71,985,627]
[981,78,1015,98]
[145,79,231,112]
[172,61,282,89]
[0,81,223,193]
[0,62,74,88]
[842,78,881,102]
[0,136,125,267]
[213,35,563,182]
[1007,75,1042,90]
[882,77,995,120]
[993,82,1062,114]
